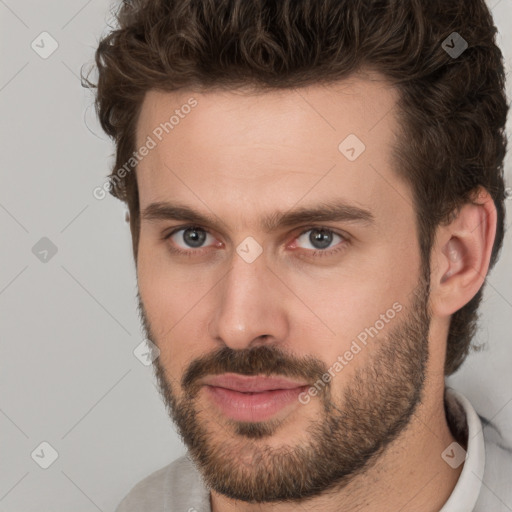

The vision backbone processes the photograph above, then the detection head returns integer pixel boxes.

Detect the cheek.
[285,250,415,371]
[137,235,202,315]
[137,245,200,373]
[288,258,409,336]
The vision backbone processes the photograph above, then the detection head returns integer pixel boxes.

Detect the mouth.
[200,373,309,392]
[200,373,310,422]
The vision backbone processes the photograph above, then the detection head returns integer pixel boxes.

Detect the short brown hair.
[85,0,509,375]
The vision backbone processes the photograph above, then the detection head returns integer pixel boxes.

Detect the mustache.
[181,345,328,397]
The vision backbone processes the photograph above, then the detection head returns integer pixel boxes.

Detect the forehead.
[136,72,399,150]
[134,73,411,230]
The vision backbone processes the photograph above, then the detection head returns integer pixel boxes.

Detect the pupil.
[184,227,206,248]
[310,229,332,249]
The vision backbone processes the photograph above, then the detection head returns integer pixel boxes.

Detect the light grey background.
[0,1,511,510]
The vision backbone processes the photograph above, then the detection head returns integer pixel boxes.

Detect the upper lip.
[201,373,309,392]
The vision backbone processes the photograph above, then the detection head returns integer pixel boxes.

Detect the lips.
[200,373,309,393]
[200,373,311,422]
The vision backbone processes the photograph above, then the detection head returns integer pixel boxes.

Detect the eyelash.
[162,225,350,259]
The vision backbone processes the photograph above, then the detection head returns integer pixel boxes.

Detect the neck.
[210,379,464,512]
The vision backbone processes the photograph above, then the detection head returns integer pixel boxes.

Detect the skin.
[133,71,497,512]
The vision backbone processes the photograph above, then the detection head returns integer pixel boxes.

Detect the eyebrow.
[141,199,375,233]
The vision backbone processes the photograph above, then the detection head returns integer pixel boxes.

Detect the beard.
[137,267,431,503]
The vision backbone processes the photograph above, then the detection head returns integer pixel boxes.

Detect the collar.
[438,387,486,511]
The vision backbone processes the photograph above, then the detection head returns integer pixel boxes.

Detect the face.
[134,74,431,502]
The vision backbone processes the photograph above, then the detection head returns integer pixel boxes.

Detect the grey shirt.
[115,388,512,511]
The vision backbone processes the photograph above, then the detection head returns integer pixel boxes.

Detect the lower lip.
[204,385,309,422]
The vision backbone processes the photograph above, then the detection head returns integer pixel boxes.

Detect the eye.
[293,227,347,256]
[165,226,216,255]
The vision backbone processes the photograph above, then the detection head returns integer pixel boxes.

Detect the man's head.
[87,0,508,504]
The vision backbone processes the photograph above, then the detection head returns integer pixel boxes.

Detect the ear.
[429,187,497,318]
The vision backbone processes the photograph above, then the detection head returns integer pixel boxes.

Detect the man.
[88,0,511,510]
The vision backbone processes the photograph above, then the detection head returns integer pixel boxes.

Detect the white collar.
[438,388,486,511]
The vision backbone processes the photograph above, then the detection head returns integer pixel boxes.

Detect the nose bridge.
[209,248,287,349]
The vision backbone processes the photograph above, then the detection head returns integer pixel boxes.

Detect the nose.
[207,248,289,351]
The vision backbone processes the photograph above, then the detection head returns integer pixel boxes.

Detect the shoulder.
[115,454,210,512]
[476,416,512,510]
[445,388,512,511]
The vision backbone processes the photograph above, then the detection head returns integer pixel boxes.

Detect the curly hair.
[84,0,509,375]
